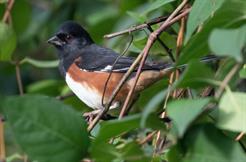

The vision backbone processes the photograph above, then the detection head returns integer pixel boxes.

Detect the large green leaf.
[209,25,246,62]
[94,114,140,143]
[0,23,16,61]
[167,98,211,137]
[179,0,246,64]
[217,91,246,132]
[168,124,246,162]
[2,95,89,162]
[141,90,168,127]
[176,60,214,88]
[185,0,224,43]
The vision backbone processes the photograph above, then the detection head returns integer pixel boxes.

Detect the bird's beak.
[47,35,63,46]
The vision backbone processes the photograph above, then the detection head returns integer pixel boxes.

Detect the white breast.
[65,74,104,110]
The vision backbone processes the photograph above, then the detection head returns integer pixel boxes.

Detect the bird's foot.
[83,110,101,124]
[83,110,117,124]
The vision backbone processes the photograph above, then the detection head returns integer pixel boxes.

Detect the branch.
[215,63,241,98]
[2,0,15,23]
[146,25,175,62]
[119,0,190,119]
[0,116,6,161]
[87,2,191,132]
[235,132,244,141]
[103,7,190,39]
[15,63,24,96]
[104,16,168,39]
[139,131,156,145]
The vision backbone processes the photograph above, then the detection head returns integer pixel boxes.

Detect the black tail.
[162,55,220,71]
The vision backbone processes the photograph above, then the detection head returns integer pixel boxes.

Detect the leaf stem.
[0,116,5,161]
[15,63,24,95]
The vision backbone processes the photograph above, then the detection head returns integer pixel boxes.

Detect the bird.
[47,21,217,118]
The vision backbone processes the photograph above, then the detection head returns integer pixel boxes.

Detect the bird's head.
[47,21,94,58]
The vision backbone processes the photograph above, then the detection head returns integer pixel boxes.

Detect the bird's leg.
[83,109,117,123]
[83,110,101,123]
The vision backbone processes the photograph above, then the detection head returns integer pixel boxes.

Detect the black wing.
[76,44,167,72]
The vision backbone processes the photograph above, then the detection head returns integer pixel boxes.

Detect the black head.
[47,21,94,57]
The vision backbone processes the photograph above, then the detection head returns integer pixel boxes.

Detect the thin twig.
[119,0,189,119]
[15,63,24,95]
[215,63,241,98]
[0,116,5,161]
[87,4,191,132]
[235,132,244,141]
[146,25,175,62]
[104,7,190,39]
[139,131,157,145]
[200,87,213,97]
[104,16,168,39]
[2,0,15,23]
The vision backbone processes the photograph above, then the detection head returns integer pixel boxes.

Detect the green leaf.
[176,60,214,88]
[95,114,141,143]
[90,141,120,162]
[144,0,175,15]
[167,98,211,137]
[239,64,246,78]
[20,57,59,68]
[94,114,164,143]
[26,80,64,96]
[2,95,89,162]
[0,23,16,61]
[217,91,246,132]
[185,0,224,43]
[127,11,147,23]
[170,124,246,162]
[141,90,168,128]
[120,141,150,162]
[209,25,246,62]
[179,0,246,64]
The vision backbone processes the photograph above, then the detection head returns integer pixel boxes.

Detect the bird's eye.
[65,34,72,41]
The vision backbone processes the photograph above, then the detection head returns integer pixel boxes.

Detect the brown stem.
[2,0,15,24]
[235,132,244,141]
[215,63,241,98]
[104,7,190,39]
[139,131,156,145]
[104,16,168,39]
[0,116,5,161]
[146,25,175,62]
[15,63,24,95]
